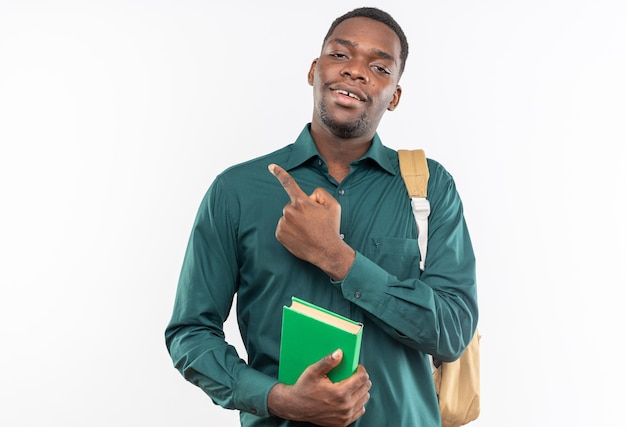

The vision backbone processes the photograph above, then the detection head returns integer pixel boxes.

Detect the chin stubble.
[317,98,369,139]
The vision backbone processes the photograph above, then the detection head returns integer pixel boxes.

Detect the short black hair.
[323,7,409,76]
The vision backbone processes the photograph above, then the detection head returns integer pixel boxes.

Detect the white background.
[1,1,624,426]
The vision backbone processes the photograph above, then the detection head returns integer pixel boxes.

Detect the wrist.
[268,383,291,420]
[321,241,355,281]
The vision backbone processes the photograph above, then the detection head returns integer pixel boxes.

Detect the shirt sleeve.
[164,177,278,417]
[339,163,478,362]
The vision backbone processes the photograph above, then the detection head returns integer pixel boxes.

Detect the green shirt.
[165,124,478,426]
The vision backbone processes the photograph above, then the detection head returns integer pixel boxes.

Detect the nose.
[341,59,368,82]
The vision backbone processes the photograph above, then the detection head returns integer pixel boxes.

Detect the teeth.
[336,89,361,101]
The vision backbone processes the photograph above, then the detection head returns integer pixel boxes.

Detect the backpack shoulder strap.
[398,149,430,271]
[398,149,429,198]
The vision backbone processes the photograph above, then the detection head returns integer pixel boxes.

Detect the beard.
[317,98,371,139]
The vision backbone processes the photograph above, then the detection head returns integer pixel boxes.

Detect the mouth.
[331,86,366,103]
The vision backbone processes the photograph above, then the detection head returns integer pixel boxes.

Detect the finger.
[309,186,335,207]
[352,368,372,398]
[306,349,343,377]
[268,164,307,202]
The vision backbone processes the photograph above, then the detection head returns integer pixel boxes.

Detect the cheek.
[382,85,400,104]
[316,66,334,84]
[374,87,396,107]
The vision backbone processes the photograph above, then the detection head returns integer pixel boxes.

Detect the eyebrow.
[329,37,396,64]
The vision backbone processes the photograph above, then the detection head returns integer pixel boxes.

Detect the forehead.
[324,17,401,60]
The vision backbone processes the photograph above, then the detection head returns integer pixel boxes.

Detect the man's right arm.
[165,179,370,424]
[164,180,279,416]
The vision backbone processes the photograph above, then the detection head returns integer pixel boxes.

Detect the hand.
[268,164,355,280]
[268,349,371,426]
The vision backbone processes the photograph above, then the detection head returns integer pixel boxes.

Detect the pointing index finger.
[268,163,306,202]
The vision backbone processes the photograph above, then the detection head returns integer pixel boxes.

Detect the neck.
[310,121,374,182]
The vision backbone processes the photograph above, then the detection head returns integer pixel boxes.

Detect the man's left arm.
[341,167,477,361]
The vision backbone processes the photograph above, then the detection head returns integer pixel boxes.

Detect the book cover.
[278,296,363,385]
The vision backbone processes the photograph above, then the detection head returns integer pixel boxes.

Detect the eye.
[329,52,348,59]
[373,65,391,75]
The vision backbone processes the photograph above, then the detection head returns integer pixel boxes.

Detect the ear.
[307,59,318,86]
[387,85,402,111]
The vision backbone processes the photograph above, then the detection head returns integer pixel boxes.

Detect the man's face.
[308,17,402,139]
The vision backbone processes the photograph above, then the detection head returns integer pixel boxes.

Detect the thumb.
[309,349,343,377]
[309,186,338,208]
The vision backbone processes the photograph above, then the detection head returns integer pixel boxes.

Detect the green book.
[278,296,363,385]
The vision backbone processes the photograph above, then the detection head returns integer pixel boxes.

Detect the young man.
[165,7,478,427]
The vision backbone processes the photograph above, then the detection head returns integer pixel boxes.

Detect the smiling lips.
[333,88,365,102]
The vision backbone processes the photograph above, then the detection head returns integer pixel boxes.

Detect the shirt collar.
[285,124,396,175]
